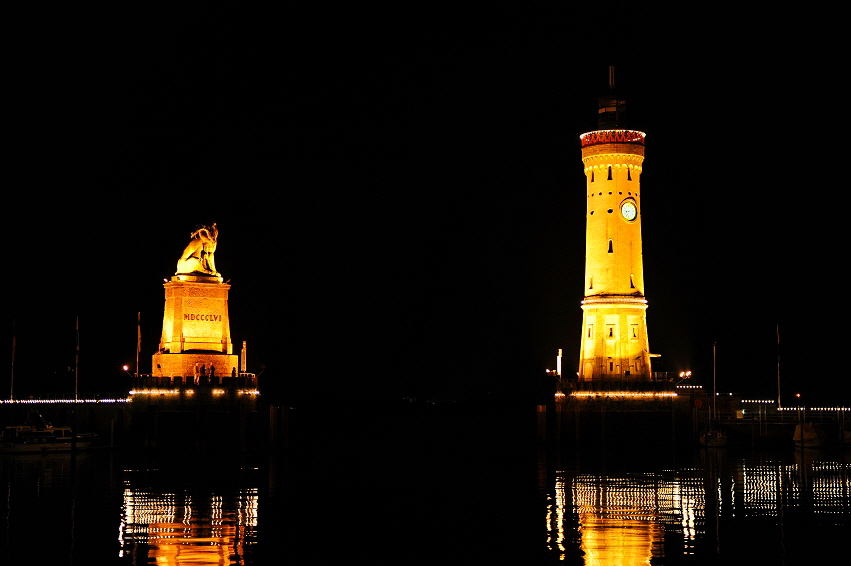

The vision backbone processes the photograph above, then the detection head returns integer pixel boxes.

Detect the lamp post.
[554,390,566,444]
[123,365,135,394]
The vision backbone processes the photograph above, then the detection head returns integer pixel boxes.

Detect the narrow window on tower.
[589,276,593,290]
[608,239,613,253]
[591,171,595,182]
[587,324,593,338]
[627,167,632,181]
[607,166,612,180]
[630,274,635,288]
[609,361,614,371]
[606,324,615,339]
[631,324,638,340]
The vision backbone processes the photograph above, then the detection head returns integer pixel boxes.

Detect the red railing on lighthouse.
[580,129,645,147]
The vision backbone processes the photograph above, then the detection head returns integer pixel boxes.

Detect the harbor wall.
[0,401,288,452]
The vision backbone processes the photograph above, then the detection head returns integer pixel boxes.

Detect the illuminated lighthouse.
[577,69,655,381]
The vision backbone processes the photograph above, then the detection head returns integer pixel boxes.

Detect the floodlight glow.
[570,391,677,398]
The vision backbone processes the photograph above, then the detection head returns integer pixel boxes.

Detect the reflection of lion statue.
[176,223,219,275]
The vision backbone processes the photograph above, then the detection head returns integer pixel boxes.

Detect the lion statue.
[176,223,219,275]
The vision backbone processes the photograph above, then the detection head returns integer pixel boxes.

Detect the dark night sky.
[4,7,845,407]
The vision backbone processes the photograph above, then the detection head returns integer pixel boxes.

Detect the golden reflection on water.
[120,486,258,564]
[549,473,674,564]
[579,516,664,565]
[545,451,851,563]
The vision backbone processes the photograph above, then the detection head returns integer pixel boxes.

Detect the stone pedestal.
[150,352,239,381]
[151,274,239,378]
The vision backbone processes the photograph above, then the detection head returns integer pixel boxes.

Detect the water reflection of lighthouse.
[544,453,851,562]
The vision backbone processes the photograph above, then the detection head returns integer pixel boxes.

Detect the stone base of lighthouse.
[578,296,652,381]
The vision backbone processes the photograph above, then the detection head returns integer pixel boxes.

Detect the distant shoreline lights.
[2,398,131,404]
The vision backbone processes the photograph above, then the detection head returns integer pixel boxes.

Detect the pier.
[1,371,288,452]
[546,377,851,449]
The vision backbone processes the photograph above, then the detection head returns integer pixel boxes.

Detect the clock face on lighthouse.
[620,200,637,221]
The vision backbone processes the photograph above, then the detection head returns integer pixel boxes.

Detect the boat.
[700,429,728,447]
[1,409,98,453]
[793,422,825,448]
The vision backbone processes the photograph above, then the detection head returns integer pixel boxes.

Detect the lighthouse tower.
[577,70,655,381]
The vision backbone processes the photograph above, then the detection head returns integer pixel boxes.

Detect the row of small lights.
[776,392,849,411]
[2,390,261,403]
[129,389,182,396]
[129,389,260,397]
[560,394,848,410]
[547,366,850,410]
[778,407,850,412]
[675,391,736,395]
[2,398,131,404]
[569,391,678,398]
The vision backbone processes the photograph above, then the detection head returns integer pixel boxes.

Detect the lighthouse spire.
[596,65,627,129]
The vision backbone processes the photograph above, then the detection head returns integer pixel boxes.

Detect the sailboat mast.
[10,319,15,401]
[713,342,717,421]
[75,316,79,402]
[776,324,781,408]
[136,312,141,378]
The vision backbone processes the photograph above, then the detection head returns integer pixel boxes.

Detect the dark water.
[1,406,849,564]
